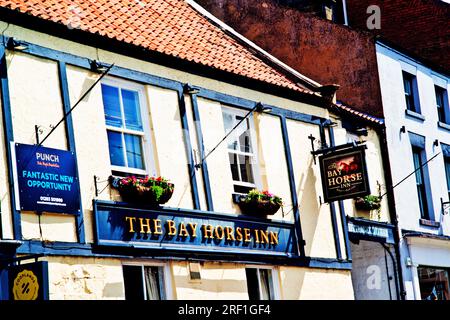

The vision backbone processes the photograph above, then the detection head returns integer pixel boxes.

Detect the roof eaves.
[332,102,385,126]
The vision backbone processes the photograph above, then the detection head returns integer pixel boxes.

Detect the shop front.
[348,217,400,300]
[403,234,450,300]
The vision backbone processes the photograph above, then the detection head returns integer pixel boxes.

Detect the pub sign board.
[13,143,81,214]
[93,200,296,257]
[7,261,49,300]
[319,146,370,203]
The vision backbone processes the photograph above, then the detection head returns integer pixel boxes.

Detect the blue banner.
[14,143,80,214]
[94,201,296,256]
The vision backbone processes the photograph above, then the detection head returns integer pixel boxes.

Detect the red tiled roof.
[0,0,315,94]
[334,102,384,125]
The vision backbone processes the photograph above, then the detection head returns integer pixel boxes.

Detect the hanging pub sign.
[7,261,49,300]
[319,146,370,203]
[13,143,80,214]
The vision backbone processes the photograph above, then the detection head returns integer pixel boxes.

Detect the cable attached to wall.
[379,152,441,199]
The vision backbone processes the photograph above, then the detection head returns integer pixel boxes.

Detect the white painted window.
[101,78,155,176]
[245,266,280,300]
[122,262,172,300]
[221,106,261,194]
[402,71,421,114]
[435,85,449,124]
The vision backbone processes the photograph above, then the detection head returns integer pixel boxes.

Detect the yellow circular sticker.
[12,269,39,300]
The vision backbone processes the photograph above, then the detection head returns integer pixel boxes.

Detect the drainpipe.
[378,125,406,300]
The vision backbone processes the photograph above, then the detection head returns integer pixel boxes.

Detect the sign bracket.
[311,140,366,157]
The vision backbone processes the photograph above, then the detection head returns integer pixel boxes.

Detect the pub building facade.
[0,0,393,300]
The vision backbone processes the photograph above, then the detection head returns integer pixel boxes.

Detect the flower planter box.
[236,190,282,217]
[354,196,381,211]
[238,200,280,217]
[114,176,174,207]
[118,184,174,206]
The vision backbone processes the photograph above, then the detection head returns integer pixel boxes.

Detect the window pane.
[122,89,143,131]
[413,151,423,185]
[102,84,123,127]
[403,76,412,96]
[238,119,252,153]
[223,112,238,150]
[445,159,450,193]
[229,153,240,181]
[144,266,164,300]
[245,269,260,300]
[403,72,417,112]
[413,148,429,219]
[418,267,450,300]
[123,266,145,300]
[436,86,447,123]
[239,155,254,184]
[258,269,273,300]
[436,87,445,108]
[107,130,125,167]
[124,134,144,170]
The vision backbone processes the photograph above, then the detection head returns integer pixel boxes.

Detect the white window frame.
[101,77,156,176]
[121,260,173,300]
[221,105,262,194]
[402,70,421,114]
[245,265,280,300]
[435,84,449,123]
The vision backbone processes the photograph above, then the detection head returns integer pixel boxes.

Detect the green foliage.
[150,185,164,202]
[244,189,283,206]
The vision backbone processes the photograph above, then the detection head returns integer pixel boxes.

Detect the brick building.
[196,0,384,117]
[345,0,450,74]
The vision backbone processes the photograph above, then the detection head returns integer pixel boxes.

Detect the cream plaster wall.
[197,98,237,214]
[287,119,337,258]
[0,86,13,239]
[255,113,292,221]
[44,258,354,300]
[172,261,250,300]
[46,256,124,300]
[147,87,194,209]
[279,266,354,300]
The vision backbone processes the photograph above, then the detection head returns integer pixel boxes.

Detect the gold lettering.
[270,231,279,245]
[328,178,337,186]
[260,230,269,244]
[244,228,251,243]
[236,227,243,241]
[202,224,214,239]
[167,220,177,236]
[188,223,198,238]
[225,226,235,241]
[253,229,260,243]
[125,216,136,233]
[178,223,189,237]
[139,218,152,234]
[356,173,363,180]
[215,225,224,240]
[153,219,162,235]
